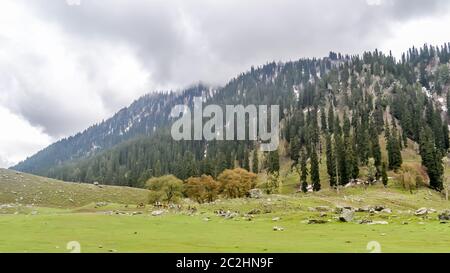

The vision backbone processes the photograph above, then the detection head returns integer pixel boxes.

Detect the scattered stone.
[247,208,261,215]
[272,217,280,221]
[415,207,431,216]
[381,208,392,214]
[320,212,327,217]
[93,181,99,186]
[307,219,328,224]
[31,210,38,215]
[315,206,330,212]
[374,205,385,212]
[203,217,211,222]
[438,210,450,221]
[273,226,284,231]
[402,221,409,225]
[95,202,108,208]
[151,210,164,216]
[225,212,239,219]
[339,209,354,222]
[132,211,143,216]
[248,189,263,199]
[356,206,371,212]
[368,221,389,225]
[108,249,117,253]
[358,219,373,224]
[216,210,239,219]
[68,198,74,203]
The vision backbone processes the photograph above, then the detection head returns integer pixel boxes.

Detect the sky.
[1,0,450,168]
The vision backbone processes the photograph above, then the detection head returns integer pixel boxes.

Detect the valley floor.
[1,186,450,253]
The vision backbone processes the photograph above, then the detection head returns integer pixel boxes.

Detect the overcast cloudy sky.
[1,0,450,168]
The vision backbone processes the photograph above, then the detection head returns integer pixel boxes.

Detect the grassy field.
[1,166,450,253]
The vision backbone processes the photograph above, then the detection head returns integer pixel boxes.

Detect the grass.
[2,151,450,253]
[1,199,450,253]
[1,183,450,253]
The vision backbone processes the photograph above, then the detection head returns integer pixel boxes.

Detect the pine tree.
[310,147,321,192]
[320,107,328,133]
[325,134,337,188]
[252,149,259,174]
[335,134,349,185]
[419,127,444,191]
[300,149,308,193]
[381,162,388,187]
[267,150,280,174]
[243,149,250,171]
[387,125,403,171]
[328,104,335,134]
[347,136,359,180]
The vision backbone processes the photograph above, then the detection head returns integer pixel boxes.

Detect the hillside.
[0,169,149,208]
[11,43,450,192]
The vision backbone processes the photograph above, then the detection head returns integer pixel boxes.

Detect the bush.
[217,168,257,198]
[145,175,183,203]
[184,175,219,203]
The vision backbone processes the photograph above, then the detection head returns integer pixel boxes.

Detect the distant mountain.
[12,85,208,174]
[12,43,450,190]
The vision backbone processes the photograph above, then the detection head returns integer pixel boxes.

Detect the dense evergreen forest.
[13,44,450,192]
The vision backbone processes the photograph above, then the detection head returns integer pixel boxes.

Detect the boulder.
[307,219,328,224]
[356,206,371,212]
[273,226,284,231]
[381,208,392,214]
[368,221,389,225]
[438,210,450,221]
[339,209,354,222]
[415,207,429,216]
[151,210,164,216]
[374,205,385,212]
[248,189,263,199]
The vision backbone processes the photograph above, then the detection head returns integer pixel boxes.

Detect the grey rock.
[368,221,389,225]
[438,210,450,221]
[415,207,429,216]
[151,210,164,216]
[248,189,263,199]
[339,209,354,222]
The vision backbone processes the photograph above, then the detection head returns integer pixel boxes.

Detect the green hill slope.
[0,169,149,208]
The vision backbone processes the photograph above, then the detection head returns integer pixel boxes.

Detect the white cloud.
[0,106,52,168]
[0,0,450,166]
[381,12,450,58]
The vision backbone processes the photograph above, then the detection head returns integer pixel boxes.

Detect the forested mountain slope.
[12,44,450,190]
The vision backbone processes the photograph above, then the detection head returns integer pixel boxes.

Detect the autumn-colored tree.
[184,175,220,203]
[217,168,258,198]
